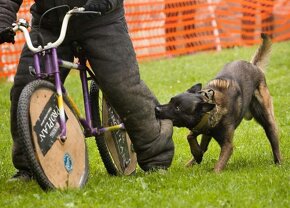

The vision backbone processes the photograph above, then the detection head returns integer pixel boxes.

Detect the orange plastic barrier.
[1,0,290,79]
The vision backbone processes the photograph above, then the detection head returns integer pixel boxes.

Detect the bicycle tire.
[90,81,137,175]
[17,80,89,190]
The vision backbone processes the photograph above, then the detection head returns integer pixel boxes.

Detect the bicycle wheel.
[90,81,137,175]
[17,80,89,190]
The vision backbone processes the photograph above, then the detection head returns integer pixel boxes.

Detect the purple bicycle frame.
[33,47,124,142]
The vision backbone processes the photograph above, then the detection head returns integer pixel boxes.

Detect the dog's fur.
[155,34,282,172]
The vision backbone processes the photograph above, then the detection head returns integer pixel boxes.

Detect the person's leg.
[10,27,73,180]
[81,16,174,171]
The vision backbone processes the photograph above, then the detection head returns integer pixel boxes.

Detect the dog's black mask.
[155,83,215,128]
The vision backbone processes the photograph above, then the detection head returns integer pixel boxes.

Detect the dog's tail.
[250,33,272,71]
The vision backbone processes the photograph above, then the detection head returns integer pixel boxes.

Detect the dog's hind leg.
[214,129,234,173]
[250,84,282,164]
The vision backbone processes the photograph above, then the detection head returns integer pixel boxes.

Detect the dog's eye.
[175,105,181,111]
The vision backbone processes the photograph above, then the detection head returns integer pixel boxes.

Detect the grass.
[0,41,289,208]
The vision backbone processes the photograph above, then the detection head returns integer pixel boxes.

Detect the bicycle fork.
[51,48,67,142]
[36,48,68,142]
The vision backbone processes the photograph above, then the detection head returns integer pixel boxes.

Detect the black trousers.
[10,10,174,172]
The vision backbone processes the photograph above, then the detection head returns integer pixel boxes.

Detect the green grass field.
[0,40,289,208]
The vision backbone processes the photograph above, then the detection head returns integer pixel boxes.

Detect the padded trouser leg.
[83,17,175,171]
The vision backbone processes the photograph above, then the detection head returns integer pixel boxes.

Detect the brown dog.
[155,34,282,172]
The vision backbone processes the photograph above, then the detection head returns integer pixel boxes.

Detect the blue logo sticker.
[64,153,73,173]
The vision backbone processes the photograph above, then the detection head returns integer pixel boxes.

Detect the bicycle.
[6,7,137,190]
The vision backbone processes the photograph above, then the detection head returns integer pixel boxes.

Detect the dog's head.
[155,83,215,129]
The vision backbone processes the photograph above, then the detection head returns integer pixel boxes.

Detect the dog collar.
[191,113,210,134]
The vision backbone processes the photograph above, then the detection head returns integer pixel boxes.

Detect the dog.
[155,34,282,172]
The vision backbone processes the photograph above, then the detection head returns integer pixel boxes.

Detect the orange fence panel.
[1,0,290,79]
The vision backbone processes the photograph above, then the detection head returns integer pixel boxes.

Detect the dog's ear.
[187,83,202,93]
[201,102,215,113]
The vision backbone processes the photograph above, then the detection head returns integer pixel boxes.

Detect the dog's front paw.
[214,167,222,173]
[185,158,196,167]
